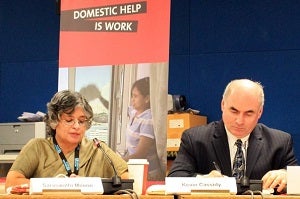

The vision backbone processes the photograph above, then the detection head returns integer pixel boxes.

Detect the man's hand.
[207,170,223,177]
[79,84,102,101]
[196,170,224,178]
[262,169,287,193]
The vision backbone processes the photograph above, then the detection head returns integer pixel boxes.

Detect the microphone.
[93,138,122,186]
[239,163,249,187]
[240,141,249,187]
[236,141,262,194]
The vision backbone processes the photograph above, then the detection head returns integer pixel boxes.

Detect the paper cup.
[127,159,149,195]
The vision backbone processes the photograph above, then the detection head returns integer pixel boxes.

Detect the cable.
[125,189,138,199]
[253,190,264,199]
[242,190,254,199]
[242,190,264,199]
[114,189,139,199]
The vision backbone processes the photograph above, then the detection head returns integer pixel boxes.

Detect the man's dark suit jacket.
[168,120,298,179]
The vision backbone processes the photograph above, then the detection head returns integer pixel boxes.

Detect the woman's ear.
[145,95,150,104]
[50,121,58,129]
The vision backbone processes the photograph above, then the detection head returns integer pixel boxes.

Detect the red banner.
[59,0,170,67]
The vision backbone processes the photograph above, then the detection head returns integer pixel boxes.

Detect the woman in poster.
[123,77,165,180]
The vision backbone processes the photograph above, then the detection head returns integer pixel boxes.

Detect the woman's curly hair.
[44,90,93,136]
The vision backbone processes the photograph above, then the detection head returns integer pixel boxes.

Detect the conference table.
[179,194,300,199]
[1,181,300,199]
[0,194,300,199]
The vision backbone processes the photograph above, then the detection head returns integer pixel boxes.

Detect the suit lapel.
[245,127,263,177]
[212,122,232,176]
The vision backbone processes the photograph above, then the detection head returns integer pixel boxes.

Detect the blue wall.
[168,1,300,160]
[1,1,300,160]
[0,0,59,121]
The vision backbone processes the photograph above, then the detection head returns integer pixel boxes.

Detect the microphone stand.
[236,141,262,194]
[241,141,249,187]
[239,165,250,187]
[93,138,122,186]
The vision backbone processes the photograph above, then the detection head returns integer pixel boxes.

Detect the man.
[168,79,298,193]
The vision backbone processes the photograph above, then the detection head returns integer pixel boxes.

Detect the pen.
[213,161,221,173]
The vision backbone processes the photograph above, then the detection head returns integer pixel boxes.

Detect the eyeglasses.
[61,118,90,127]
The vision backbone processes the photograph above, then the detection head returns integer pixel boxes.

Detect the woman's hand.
[6,184,29,195]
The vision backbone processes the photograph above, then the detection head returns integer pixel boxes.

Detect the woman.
[123,77,165,181]
[5,90,128,193]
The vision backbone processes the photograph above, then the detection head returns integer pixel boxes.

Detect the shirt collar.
[224,125,250,148]
[135,108,151,118]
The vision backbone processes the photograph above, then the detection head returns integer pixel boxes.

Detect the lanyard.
[53,137,80,177]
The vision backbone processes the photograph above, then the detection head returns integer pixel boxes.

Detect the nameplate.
[30,177,103,195]
[287,166,300,195]
[165,177,237,195]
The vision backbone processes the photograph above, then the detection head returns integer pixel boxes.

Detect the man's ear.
[258,107,263,119]
[221,99,225,112]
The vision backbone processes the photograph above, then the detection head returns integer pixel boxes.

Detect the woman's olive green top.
[10,137,127,178]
